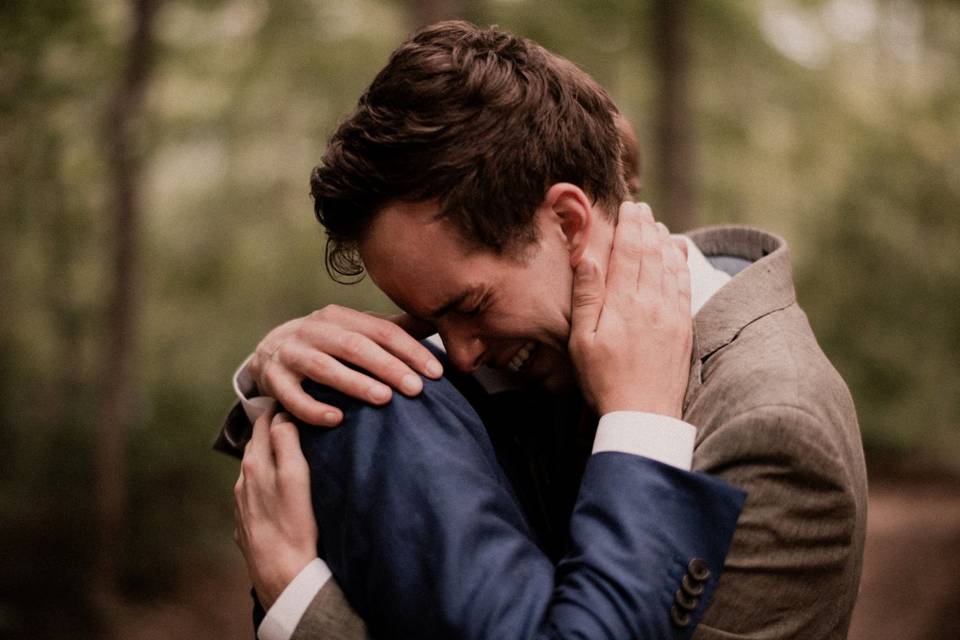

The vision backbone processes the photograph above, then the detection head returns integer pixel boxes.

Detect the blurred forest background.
[2,0,958,638]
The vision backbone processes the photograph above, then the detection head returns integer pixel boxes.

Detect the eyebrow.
[428,289,472,320]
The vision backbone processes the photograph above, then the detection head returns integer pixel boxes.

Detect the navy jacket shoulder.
[297,372,745,639]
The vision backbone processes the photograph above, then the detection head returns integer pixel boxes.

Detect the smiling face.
[359,199,585,392]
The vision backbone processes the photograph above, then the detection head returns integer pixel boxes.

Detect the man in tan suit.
[681,226,867,638]
[227,21,867,639]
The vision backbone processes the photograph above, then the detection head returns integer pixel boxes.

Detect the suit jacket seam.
[698,300,798,365]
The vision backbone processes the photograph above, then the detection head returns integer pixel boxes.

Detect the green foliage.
[1,0,958,634]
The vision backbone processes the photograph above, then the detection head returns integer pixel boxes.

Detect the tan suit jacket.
[288,226,868,639]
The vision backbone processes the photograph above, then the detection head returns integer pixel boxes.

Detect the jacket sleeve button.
[675,588,699,611]
[681,573,705,597]
[670,604,692,628]
[688,558,711,582]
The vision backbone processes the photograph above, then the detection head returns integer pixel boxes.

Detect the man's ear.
[541,183,593,266]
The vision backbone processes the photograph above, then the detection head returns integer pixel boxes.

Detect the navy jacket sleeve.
[299,374,745,640]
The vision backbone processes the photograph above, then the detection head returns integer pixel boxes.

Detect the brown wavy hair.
[310,20,628,281]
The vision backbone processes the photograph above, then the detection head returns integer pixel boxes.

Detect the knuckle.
[319,304,341,319]
[341,332,369,358]
[269,424,285,446]
[258,358,276,388]
[261,361,283,391]
[366,320,387,342]
[276,465,301,487]
[271,421,294,443]
[240,457,257,478]
[248,351,266,377]
[293,320,314,341]
[371,320,401,344]
[272,378,291,405]
[306,351,333,377]
[276,342,297,364]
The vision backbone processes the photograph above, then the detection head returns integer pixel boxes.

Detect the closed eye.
[460,293,488,319]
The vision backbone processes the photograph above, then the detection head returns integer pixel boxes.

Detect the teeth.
[507,341,537,373]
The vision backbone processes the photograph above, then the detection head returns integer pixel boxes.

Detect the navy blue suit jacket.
[292,368,745,639]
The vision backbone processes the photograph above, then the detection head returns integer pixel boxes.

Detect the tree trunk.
[93,0,160,610]
[652,0,696,231]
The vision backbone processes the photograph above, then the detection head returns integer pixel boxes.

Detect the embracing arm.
[295,205,742,638]
[299,376,744,640]
[230,203,743,638]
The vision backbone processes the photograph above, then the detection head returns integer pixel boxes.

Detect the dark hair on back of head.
[311,20,627,281]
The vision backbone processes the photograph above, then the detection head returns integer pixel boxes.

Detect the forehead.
[357,201,485,315]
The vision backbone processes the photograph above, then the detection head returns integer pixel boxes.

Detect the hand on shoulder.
[247,306,442,426]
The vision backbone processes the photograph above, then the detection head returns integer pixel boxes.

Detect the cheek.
[534,266,574,328]
[478,312,532,337]
[496,299,567,349]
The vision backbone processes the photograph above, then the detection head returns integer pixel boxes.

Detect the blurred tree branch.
[653,0,695,231]
[93,0,161,610]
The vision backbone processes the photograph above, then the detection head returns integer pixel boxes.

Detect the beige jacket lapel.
[684,226,796,413]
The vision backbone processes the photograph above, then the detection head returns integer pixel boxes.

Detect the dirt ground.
[847,477,960,640]
[112,477,960,639]
[112,557,252,640]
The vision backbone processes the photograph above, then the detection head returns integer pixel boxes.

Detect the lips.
[506,341,537,373]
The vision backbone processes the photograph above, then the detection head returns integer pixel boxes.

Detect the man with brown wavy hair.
[224,20,866,640]
[314,21,628,284]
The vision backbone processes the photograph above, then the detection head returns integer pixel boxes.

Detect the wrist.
[598,395,683,419]
[257,554,316,610]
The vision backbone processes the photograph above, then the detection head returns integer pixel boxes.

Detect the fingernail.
[401,373,422,395]
[324,411,340,425]
[426,360,443,378]
[369,385,391,403]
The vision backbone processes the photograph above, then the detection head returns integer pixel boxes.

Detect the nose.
[442,330,487,373]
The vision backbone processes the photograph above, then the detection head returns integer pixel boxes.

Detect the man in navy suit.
[229,21,750,639]
[231,206,746,638]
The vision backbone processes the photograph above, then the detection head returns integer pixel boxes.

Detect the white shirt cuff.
[234,355,276,424]
[592,411,695,471]
[257,558,333,640]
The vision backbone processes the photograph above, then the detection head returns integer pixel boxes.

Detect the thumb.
[571,258,603,335]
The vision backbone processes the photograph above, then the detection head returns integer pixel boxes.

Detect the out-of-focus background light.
[1,1,958,637]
